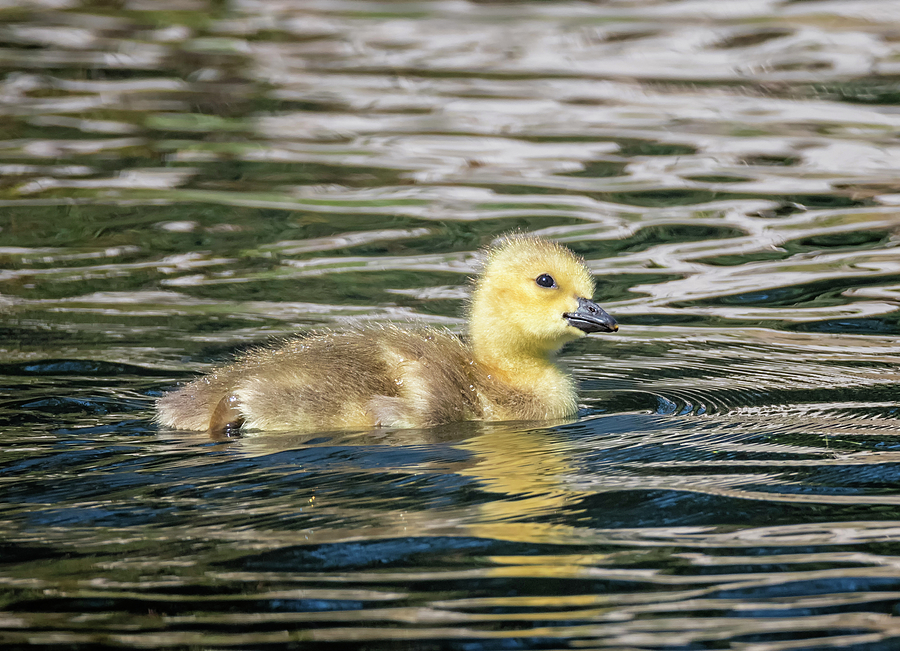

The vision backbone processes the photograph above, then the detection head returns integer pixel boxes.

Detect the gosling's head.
[468,236,617,362]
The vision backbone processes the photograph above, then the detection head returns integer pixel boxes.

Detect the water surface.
[3,0,900,648]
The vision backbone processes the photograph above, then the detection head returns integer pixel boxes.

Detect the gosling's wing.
[377,326,483,427]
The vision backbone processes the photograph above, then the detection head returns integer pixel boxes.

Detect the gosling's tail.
[155,378,227,431]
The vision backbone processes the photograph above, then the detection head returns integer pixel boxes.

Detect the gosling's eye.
[535,273,556,288]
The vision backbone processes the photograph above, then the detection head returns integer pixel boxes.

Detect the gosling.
[155,236,618,433]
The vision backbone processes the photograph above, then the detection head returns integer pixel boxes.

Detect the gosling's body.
[156,324,572,432]
[156,237,617,433]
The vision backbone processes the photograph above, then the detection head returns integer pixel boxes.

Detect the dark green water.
[3,0,900,648]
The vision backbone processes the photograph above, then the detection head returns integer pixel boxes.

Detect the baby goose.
[156,236,617,433]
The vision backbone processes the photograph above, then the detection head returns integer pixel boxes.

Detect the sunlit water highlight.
[3,0,900,649]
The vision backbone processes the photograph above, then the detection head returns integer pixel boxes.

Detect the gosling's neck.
[470,326,564,382]
[468,293,577,396]
[469,323,577,420]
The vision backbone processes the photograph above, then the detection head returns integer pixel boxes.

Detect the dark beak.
[564,297,618,333]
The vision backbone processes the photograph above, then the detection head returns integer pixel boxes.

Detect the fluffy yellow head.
[468,236,616,367]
